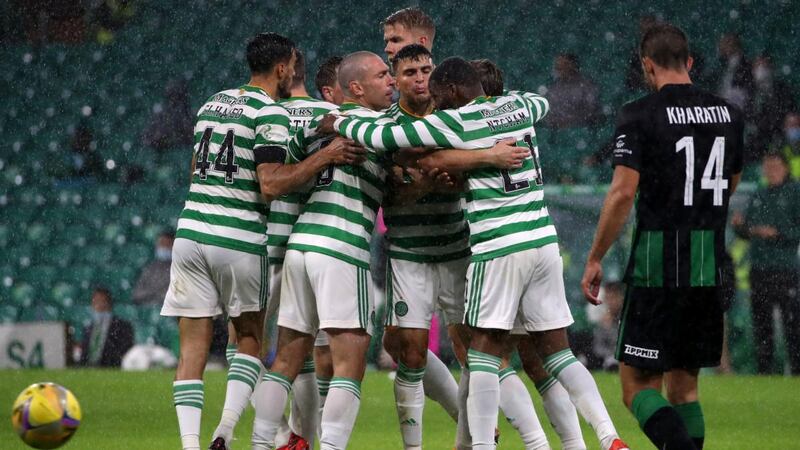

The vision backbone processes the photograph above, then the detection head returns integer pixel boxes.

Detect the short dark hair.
[640,23,690,71]
[159,229,176,240]
[470,59,504,96]
[383,7,436,40]
[391,44,433,71]
[291,49,306,86]
[429,57,481,90]
[315,55,343,98]
[764,151,789,166]
[246,32,296,75]
[93,286,113,303]
[557,53,580,70]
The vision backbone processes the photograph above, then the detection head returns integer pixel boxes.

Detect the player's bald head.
[338,51,384,95]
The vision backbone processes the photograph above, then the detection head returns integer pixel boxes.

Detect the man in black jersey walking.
[581,24,744,449]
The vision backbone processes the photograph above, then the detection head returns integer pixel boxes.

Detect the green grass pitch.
[2,369,798,449]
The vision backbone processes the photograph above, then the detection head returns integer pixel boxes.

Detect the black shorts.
[615,286,723,371]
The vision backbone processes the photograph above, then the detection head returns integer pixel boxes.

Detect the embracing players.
[322,56,628,450]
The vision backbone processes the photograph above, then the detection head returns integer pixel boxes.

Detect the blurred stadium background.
[1,0,800,375]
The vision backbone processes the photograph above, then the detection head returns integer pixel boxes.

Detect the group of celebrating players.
[160,6,744,450]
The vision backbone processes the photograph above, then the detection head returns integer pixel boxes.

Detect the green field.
[2,369,798,449]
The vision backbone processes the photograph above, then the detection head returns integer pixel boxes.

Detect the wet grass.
[1,369,798,449]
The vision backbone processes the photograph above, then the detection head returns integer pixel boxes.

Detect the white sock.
[212,353,263,443]
[499,368,550,450]
[317,377,331,441]
[455,368,471,450]
[543,350,618,449]
[423,349,459,422]
[536,376,586,450]
[319,378,362,450]
[467,350,501,450]
[290,358,320,442]
[252,372,293,449]
[395,361,426,448]
[173,380,203,450]
[275,415,291,448]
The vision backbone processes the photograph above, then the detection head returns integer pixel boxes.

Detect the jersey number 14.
[675,136,728,206]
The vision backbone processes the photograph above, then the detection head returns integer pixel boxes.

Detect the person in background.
[732,152,800,375]
[544,53,603,128]
[141,79,195,152]
[749,56,797,162]
[67,121,104,179]
[80,287,135,367]
[132,231,175,305]
[773,112,800,180]
[714,32,753,111]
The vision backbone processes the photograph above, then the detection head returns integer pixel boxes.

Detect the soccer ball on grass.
[11,382,81,449]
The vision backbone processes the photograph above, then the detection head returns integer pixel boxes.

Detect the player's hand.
[581,259,603,305]
[427,167,455,190]
[490,139,530,169]
[316,114,338,134]
[322,137,366,165]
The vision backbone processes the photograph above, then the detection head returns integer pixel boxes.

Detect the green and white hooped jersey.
[266,97,338,265]
[286,103,392,269]
[176,85,290,255]
[382,103,470,263]
[334,92,554,262]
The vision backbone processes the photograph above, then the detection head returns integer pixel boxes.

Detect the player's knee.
[382,327,402,359]
[400,345,428,369]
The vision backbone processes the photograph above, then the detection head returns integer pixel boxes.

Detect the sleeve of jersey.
[286,125,309,164]
[610,104,644,171]
[333,114,458,151]
[518,92,550,123]
[254,105,291,150]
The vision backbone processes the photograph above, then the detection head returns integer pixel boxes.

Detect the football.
[11,383,82,449]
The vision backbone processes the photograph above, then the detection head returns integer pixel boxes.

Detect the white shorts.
[464,243,573,332]
[161,238,268,318]
[385,257,468,328]
[278,250,375,335]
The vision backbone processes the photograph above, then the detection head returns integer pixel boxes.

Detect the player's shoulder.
[339,103,385,120]
[280,96,337,111]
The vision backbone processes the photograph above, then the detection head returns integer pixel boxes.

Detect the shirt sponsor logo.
[624,344,659,359]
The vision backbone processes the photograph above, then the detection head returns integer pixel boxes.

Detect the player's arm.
[257,131,365,202]
[416,139,529,174]
[510,90,550,123]
[582,104,642,304]
[318,111,457,152]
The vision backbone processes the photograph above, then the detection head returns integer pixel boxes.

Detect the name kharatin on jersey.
[286,103,393,269]
[381,103,470,263]
[334,92,552,261]
[176,85,290,255]
[266,96,338,265]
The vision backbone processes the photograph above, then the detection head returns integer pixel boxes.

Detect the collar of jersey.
[283,95,313,101]
[397,101,431,118]
[339,102,365,111]
[239,84,269,96]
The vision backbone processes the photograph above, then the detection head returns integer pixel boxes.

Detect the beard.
[277,80,292,99]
